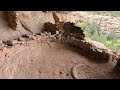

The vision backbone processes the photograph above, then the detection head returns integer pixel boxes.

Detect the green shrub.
[75,21,120,53]
[90,11,120,17]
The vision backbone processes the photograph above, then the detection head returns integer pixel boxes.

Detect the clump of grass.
[75,21,120,53]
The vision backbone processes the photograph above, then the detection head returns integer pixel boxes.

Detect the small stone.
[40,33,46,37]
[12,40,20,44]
[48,32,51,35]
[55,34,62,40]
[59,71,62,74]
[56,31,59,34]
[22,34,29,38]
[36,33,41,35]
[18,37,26,41]
[2,41,7,45]
[66,73,69,76]
[36,35,42,40]
[29,35,36,40]
[32,33,36,36]
[49,35,56,42]
[49,35,55,39]
[0,40,4,49]
[20,41,26,45]
[43,31,48,35]
[0,40,3,46]
[47,32,52,38]
[6,40,13,46]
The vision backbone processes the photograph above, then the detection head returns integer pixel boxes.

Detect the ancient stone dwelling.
[0,11,119,79]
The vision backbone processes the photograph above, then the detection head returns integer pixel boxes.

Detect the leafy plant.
[90,11,120,17]
[75,21,120,53]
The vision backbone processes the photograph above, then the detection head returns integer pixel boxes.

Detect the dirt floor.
[0,34,119,79]
[0,11,120,79]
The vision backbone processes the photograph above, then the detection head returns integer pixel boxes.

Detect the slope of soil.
[0,35,119,79]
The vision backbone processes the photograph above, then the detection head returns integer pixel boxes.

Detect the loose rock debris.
[2,40,13,47]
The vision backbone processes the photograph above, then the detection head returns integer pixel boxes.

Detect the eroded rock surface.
[0,33,119,79]
[5,11,18,30]
[0,11,120,79]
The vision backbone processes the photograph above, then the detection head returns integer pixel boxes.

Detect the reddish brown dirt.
[0,35,119,79]
[0,11,120,79]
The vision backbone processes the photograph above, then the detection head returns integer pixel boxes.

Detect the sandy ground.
[0,35,119,79]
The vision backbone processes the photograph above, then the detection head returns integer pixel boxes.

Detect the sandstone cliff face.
[17,11,78,30]
[16,11,77,33]
[0,11,79,41]
[5,11,18,30]
[0,11,119,79]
